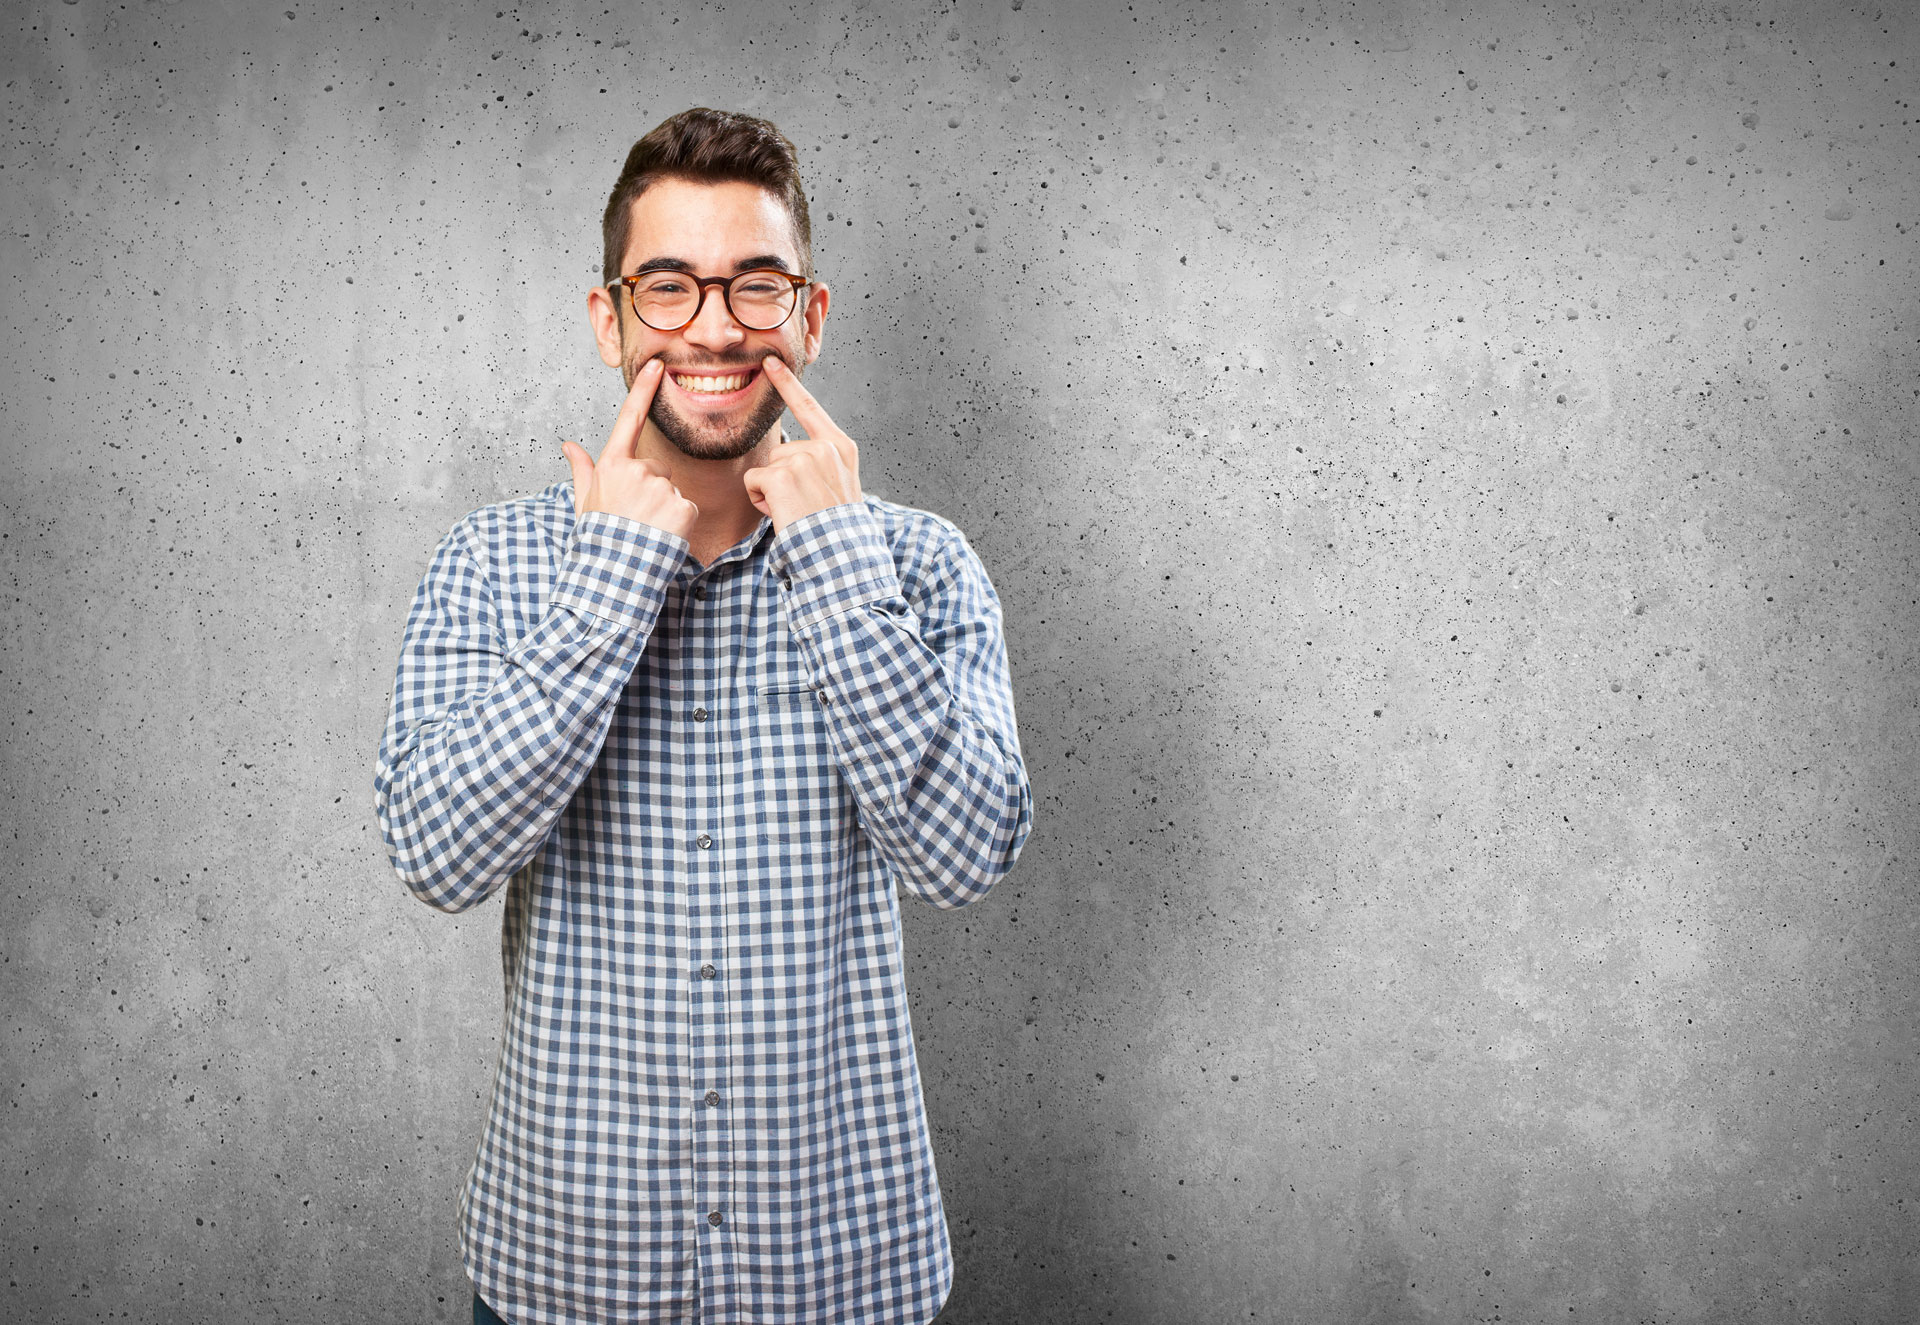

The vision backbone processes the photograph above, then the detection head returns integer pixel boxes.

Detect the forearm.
[374,514,684,911]
[775,507,1032,908]
[376,612,643,911]
[808,616,1031,906]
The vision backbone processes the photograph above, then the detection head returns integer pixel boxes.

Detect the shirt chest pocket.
[756,676,820,706]
[746,625,831,726]
[749,627,820,704]
[743,635,845,831]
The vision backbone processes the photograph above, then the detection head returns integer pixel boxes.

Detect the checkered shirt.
[374,483,1032,1324]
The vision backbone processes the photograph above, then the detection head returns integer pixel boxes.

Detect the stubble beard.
[626,343,800,462]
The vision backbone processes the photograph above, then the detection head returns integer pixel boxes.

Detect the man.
[374,108,1032,1325]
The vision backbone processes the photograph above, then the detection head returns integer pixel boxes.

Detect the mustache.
[626,348,800,389]
[647,349,794,371]
[629,345,802,387]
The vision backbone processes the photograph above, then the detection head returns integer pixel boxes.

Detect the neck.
[635,421,780,564]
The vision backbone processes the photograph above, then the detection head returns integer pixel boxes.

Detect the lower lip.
[668,368,761,408]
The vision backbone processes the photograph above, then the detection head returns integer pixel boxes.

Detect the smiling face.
[590,177,828,462]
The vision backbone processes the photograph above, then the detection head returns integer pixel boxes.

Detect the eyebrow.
[628,254,795,277]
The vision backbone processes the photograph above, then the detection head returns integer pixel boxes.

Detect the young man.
[374,108,1032,1324]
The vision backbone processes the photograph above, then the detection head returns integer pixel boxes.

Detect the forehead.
[619,177,801,273]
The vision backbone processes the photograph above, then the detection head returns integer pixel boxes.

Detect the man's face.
[592,177,827,462]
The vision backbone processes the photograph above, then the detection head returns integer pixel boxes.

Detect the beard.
[627,345,800,462]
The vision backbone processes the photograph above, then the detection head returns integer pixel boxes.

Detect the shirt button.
[704,1089,721,1108]
[692,584,707,600]
[707,1211,724,1228]
[816,689,831,706]
[699,963,716,979]
[692,706,709,722]
[780,576,792,591]
[696,833,713,850]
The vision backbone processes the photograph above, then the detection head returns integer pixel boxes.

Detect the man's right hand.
[561,358,698,540]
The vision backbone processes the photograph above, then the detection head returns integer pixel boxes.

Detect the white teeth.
[674,372,749,394]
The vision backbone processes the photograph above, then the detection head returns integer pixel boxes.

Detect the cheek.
[622,338,662,384]
[780,323,813,368]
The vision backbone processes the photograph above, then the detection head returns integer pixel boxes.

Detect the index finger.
[601,357,665,462]
[761,356,840,442]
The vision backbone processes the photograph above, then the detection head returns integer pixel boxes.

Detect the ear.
[588,283,623,369]
[801,280,830,365]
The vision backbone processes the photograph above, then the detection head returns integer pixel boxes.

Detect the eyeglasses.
[609,268,811,332]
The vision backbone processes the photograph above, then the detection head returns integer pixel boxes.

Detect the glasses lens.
[632,274,698,331]
[728,271,798,330]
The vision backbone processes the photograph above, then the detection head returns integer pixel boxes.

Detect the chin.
[650,388,787,461]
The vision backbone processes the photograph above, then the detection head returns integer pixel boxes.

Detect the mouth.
[665,365,761,406]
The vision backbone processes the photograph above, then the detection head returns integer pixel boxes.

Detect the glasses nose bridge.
[683,275,745,335]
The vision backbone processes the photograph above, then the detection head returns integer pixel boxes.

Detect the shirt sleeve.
[770,502,1033,909]
[373,511,687,912]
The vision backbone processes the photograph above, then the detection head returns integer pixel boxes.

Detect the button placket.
[681,563,731,1265]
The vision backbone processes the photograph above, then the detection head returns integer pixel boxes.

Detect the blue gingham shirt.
[374,482,1031,1324]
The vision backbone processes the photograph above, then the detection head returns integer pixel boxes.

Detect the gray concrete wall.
[3,0,1915,1320]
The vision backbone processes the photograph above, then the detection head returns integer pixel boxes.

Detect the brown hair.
[601,107,813,285]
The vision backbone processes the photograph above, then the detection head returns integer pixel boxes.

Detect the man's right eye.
[639,277,690,295]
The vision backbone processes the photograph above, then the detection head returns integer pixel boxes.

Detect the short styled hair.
[601,107,813,286]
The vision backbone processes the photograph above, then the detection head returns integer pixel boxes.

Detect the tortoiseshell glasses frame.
[608,269,812,332]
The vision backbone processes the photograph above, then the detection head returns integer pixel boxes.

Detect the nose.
[679,282,747,353]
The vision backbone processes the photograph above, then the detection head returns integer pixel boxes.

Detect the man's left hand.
[744,355,862,533]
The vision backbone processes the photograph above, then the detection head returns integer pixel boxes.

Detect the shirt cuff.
[771,502,904,629]
[548,511,689,630]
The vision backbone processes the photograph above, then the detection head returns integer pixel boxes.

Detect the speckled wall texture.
[3,0,1915,1320]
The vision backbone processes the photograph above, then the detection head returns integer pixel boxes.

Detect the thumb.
[561,440,593,513]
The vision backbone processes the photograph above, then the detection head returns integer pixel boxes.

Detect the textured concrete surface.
[4,0,1916,1321]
